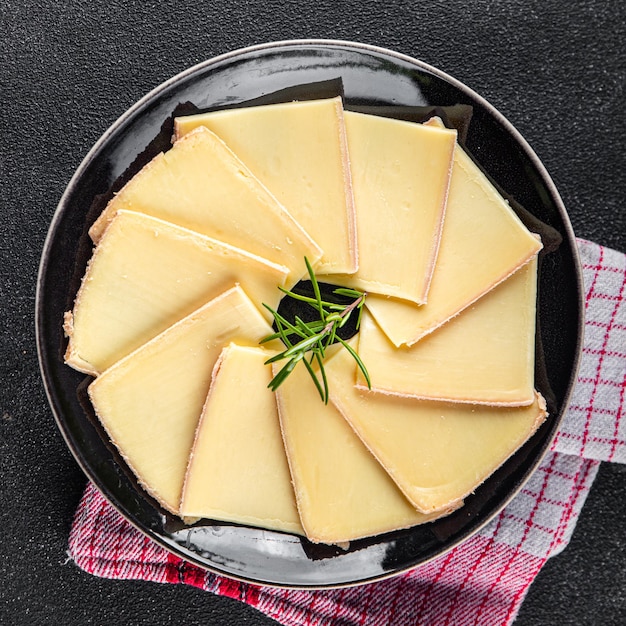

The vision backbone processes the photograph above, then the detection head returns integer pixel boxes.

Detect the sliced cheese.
[174,97,357,274]
[318,113,456,303]
[274,352,457,544]
[357,257,538,405]
[65,210,289,376]
[180,344,303,535]
[365,126,542,347]
[88,286,274,515]
[88,126,321,283]
[327,348,548,514]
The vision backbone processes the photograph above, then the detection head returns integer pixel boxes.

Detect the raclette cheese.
[180,344,303,534]
[174,97,357,275]
[274,351,458,544]
[357,257,538,405]
[64,210,289,376]
[327,348,548,514]
[88,126,321,283]
[70,93,549,542]
[365,125,542,347]
[318,112,456,303]
[88,286,273,515]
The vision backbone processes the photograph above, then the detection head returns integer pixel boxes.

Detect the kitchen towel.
[68,238,626,625]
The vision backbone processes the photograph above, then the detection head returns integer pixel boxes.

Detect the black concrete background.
[1,1,625,624]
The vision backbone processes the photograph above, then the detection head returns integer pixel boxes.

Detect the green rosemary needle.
[260,258,371,403]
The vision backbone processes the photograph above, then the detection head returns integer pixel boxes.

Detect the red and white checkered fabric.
[551,240,626,464]
[68,239,626,625]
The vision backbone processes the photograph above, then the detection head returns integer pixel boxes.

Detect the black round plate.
[36,40,583,588]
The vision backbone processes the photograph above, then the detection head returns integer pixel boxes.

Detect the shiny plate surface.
[36,40,583,588]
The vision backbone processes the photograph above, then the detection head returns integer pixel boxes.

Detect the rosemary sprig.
[260,258,371,403]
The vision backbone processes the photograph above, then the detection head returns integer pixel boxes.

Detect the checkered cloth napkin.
[68,238,626,625]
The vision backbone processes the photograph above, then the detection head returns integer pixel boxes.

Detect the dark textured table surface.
[2,1,625,624]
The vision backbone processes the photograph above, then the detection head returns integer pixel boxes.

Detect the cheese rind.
[88,126,321,283]
[327,349,548,514]
[88,286,274,515]
[65,210,289,376]
[357,257,538,405]
[318,113,456,303]
[365,129,542,347]
[274,351,457,544]
[180,344,303,534]
[174,98,357,274]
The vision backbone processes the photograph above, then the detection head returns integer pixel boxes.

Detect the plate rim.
[35,38,585,589]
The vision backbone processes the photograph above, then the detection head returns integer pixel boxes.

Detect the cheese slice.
[327,348,548,514]
[88,126,321,283]
[357,257,538,405]
[365,127,542,347]
[88,286,274,515]
[180,344,303,534]
[174,97,357,274]
[317,113,456,303]
[64,210,289,376]
[274,352,458,544]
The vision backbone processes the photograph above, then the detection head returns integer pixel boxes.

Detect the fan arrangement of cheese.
[63,96,547,545]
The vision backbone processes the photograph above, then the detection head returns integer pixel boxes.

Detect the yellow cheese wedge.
[365,127,542,347]
[274,352,458,544]
[88,286,274,515]
[180,344,303,534]
[174,97,357,274]
[317,113,456,303]
[357,257,538,405]
[88,126,321,283]
[327,348,548,514]
[64,210,289,376]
